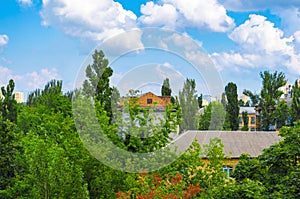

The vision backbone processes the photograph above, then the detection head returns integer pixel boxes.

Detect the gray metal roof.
[172,131,282,158]
[239,106,256,114]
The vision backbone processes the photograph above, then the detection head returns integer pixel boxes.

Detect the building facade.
[120,92,171,110]
[238,106,257,131]
[14,92,25,103]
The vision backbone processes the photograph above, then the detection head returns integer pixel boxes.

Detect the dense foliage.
[225,82,239,131]
[1,50,299,198]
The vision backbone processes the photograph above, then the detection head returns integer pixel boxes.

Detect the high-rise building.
[14,92,24,103]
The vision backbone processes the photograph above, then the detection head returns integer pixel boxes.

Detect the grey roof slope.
[239,106,256,114]
[172,131,283,158]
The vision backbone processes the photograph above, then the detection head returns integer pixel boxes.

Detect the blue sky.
[1,0,300,98]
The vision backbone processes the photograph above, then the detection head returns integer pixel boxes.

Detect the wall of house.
[135,92,170,107]
[238,113,257,131]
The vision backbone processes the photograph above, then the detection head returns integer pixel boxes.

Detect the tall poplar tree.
[225,82,239,130]
[83,50,113,119]
[179,79,198,131]
[0,79,18,122]
[291,79,300,124]
[161,78,172,96]
[259,71,286,131]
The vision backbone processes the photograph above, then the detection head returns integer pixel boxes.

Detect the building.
[0,91,24,103]
[238,94,249,105]
[14,92,25,103]
[120,92,170,110]
[201,99,209,107]
[279,82,292,99]
[238,106,257,131]
[173,130,282,174]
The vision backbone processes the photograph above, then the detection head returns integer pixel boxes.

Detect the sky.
[1,0,300,99]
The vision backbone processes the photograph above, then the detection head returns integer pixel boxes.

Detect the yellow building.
[238,107,257,131]
[173,131,282,175]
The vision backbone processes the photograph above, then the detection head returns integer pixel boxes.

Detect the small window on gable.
[147,98,153,104]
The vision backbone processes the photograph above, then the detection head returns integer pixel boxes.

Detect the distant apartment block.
[279,82,292,99]
[0,91,24,103]
[14,92,24,103]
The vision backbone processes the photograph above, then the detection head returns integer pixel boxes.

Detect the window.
[251,128,255,131]
[223,165,233,178]
[251,117,255,124]
[147,98,153,104]
[239,117,242,124]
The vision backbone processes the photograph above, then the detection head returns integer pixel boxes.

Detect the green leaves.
[259,71,286,131]
[233,121,300,198]
[161,78,172,96]
[225,82,239,131]
[179,79,199,131]
[0,79,18,122]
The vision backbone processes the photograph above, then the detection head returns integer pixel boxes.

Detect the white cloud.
[41,0,137,42]
[212,14,300,74]
[0,35,9,46]
[229,15,294,55]
[139,0,235,32]
[99,29,144,56]
[139,2,178,28]
[0,66,61,92]
[159,32,202,52]
[17,0,33,6]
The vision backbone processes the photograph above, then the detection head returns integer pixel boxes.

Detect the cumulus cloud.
[140,2,177,28]
[139,0,235,32]
[229,15,293,54]
[41,0,138,42]
[0,66,61,92]
[211,14,300,74]
[0,35,9,46]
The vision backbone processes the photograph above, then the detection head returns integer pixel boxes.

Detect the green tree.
[291,79,300,124]
[238,99,245,107]
[274,100,289,129]
[199,102,226,130]
[241,111,249,131]
[0,119,21,197]
[0,79,18,122]
[83,50,113,120]
[233,122,300,198]
[198,94,203,108]
[225,82,239,130]
[179,79,199,131]
[27,80,72,116]
[161,78,172,96]
[19,131,89,199]
[259,71,286,131]
[243,89,259,107]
